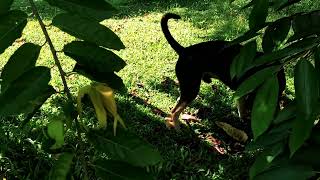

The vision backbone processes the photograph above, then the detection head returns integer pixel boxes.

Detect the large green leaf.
[0,67,51,116]
[291,145,320,170]
[73,63,126,92]
[87,128,163,167]
[273,100,296,124]
[1,43,41,91]
[0,0,13,15]
[52,13,124,50]
[44,0,116,21]
[63,41,126,73]
[246,121,291,151]
[289,10,320,42]
[254,164,315,180]
[294,59,318,121]
[262,17,291,53]
[253,37,320,67]
[249,0,268,29]
[289,59,318,155]
[94,159,153,180]
[230,40,257,79]
[47,119,65,149]
[229,23,269,45]
[315,48,320,97]
[234,65,280,99]
[251,76,279,139]
[20,86,56,127]
[48,153,74,180]
[272,0,302,10]
[310,130,320,146]
[289,116,315,157]
[249,142,284,180]
[0,10,27,54]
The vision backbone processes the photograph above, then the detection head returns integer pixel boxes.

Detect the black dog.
[161,13,286,129]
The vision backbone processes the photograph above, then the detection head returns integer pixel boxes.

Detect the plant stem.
[28,0,73,101]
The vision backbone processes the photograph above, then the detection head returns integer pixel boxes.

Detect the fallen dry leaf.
[181,114,201,123]
[215,121,248,143]
[203,134,227,154]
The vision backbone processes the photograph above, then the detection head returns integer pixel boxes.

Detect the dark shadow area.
[148,76,180,98]
[116,92,252,179]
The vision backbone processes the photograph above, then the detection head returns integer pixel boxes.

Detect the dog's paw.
[165,116,181,130]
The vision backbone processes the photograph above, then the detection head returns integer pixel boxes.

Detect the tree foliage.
[232,0,320,179]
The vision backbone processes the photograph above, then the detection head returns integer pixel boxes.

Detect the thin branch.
[40,39,47,47]
[28,0,73,101]
[27,1,89,177]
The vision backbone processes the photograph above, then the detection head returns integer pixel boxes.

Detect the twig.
[28,0,72,101]
[27,1,89,178]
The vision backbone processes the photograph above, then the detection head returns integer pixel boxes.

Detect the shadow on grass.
[116,92,252,179]
[12,0,214,20]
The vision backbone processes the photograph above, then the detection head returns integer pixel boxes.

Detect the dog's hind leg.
[165,98,188,130]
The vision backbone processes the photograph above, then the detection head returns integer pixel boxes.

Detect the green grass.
[1,0,320,179]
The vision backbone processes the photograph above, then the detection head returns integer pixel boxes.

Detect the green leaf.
[310,130,320,146]
[246,121,291,151]
[230,40,257,79]
[52,13,124,50]
[272,0,302,10]
[289,116,315,157]
[234,65,280,99]
[0,10,28,54]
[73,63,126,92]
[48,152,74,180]
[47,119,65,149]
[289,59,318,156]
[87,129,163,167]
[249,0,268,29]
[254,164,315,180]
[291,145,320,170]
[0,67,51,116]
[273,100,296,124]
[63,41,126,73]
[20,86,56,127]
[242,0,256,9]
[95,159,154,180]
[249,142,284,179]
[229,23,269,45]
[253,37,320,67]
[314,49,320,95]
[294,59,318,118]
[289,11,320,42]
[262,17,291,53]
[44,0,116,21]
[61,99,78,129]
[1,43,41,91]
[0,0,13,15]
[251,76,279,139]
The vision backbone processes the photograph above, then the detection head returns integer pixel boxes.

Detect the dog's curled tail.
[161,13,184,54]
